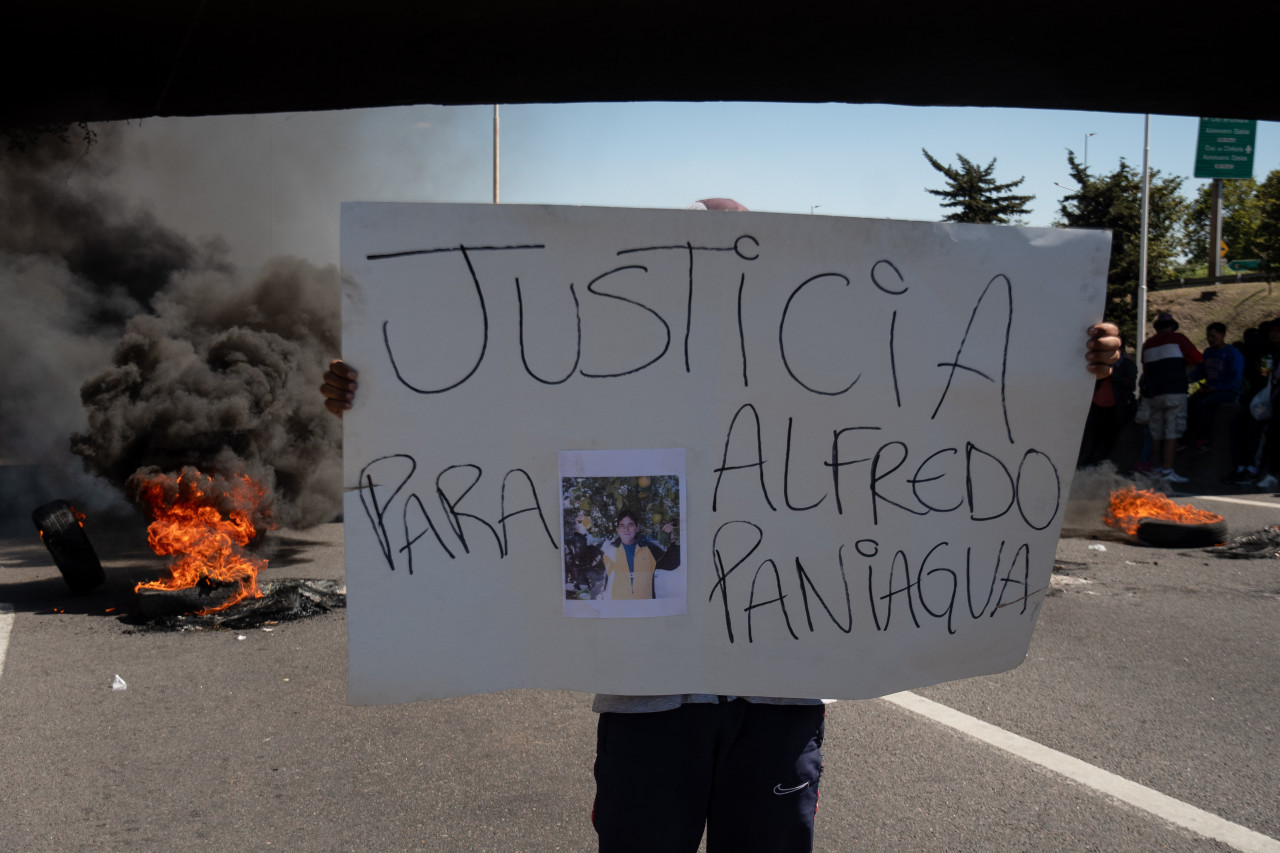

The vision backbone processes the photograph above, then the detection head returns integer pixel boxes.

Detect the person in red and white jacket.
[1140,312,1202,484]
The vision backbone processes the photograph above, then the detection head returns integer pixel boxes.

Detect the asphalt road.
[1,486,1277,852]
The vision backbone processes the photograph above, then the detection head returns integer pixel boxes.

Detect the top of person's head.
[687,198,749,211]
[1207,321,1227,335]
[616,508,637,526]
[1153,312,1179,332]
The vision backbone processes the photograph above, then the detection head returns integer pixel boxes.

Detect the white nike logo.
[772,782,810,795]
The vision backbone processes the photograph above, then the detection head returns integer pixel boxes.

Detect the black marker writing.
[712,404,777,513]
[779,273,860,396]
[379,245,542,395]
[746,559,798,643]
[710,520,764,644]
[356,454,558,573]
[578,265,671,379]
[618,235,760,373]
[516,279,581,385]
[932,273,1014,442]
[709,530,1040,643]
[714,407,1062,532]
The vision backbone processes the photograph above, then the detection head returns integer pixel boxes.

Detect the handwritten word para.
[357,454,558,574]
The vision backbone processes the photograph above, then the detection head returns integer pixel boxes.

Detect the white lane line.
[0,604,13,682]
[883,691,1280,853]
[1188,494,1280,510]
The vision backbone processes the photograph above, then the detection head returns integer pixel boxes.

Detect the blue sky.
[106,102,1280,271]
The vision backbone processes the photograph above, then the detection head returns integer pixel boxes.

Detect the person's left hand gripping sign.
[1086,323,1122,378]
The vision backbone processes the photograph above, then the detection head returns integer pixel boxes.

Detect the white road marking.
[0,604,13,682]
[1186,494,1280,510]
[883,691,1280,853]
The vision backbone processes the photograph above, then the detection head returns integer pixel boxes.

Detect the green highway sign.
[1195,117,1257,179]
[1228,259,1262,271]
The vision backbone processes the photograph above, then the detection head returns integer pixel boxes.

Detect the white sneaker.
[1256,473,1279,490]
[1162,470,1189,484]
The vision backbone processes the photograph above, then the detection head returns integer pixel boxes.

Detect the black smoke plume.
[1,125,342,530]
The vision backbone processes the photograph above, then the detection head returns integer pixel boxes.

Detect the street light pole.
[1084,132,1096,168]
[1136,117,1150,367]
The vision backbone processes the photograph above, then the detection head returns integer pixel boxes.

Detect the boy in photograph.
[596,508,679,600]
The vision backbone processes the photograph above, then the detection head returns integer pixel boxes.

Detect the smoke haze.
[1063,462,1166,536]
[104,108,489,271]
[72,255,343,528]
[1,125,343,529]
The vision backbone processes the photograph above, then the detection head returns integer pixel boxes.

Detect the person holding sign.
[320,198,1123,853]
[1140,312,1202,484]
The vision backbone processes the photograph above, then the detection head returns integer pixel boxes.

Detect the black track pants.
[592,699,825,853]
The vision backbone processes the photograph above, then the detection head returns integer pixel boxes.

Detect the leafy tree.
[561,475,679,551]
[922,149,1034,224]
[1255,170,1280,273]
[1056,152,1187,344]
[1185,177,1262,265]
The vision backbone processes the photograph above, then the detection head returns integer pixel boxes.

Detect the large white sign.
[340,203,1110,705]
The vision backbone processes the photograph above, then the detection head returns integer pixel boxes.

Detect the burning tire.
[1107,486,1227,548]
[31,499,106,594]
[1135,517,1228,548]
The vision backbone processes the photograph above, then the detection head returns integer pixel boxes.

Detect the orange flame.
[133,470,272,613]
[1104,486,1223,536]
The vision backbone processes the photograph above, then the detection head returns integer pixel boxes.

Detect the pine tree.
[922,149,1034,224]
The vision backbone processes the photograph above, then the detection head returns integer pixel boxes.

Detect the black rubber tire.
[136,584,241,617]
[1135,517,1228,548]
[31,499,106,594]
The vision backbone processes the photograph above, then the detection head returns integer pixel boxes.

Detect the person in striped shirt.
[1140,312,1202,484]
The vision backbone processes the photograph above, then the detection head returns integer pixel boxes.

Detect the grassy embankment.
[1145,279,1279,349]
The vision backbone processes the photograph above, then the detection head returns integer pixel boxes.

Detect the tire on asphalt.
[31,499,106,594]
[1135,517,1228,548]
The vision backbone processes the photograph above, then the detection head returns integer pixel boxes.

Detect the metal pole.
[1135,115,1151,367]
[1210,178,1223,278]
[493,105,500,204]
